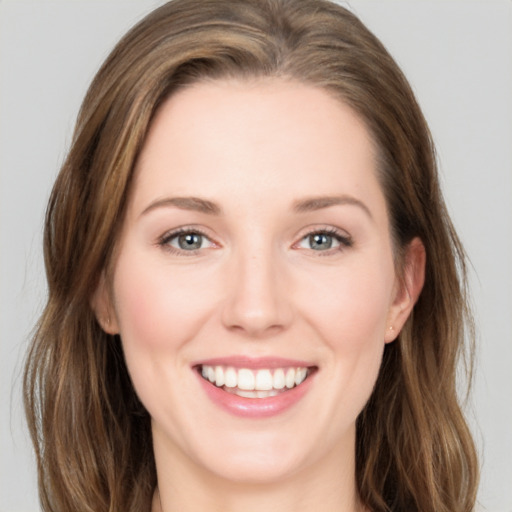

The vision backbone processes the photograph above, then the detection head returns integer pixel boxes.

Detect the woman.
[23,0,479,511]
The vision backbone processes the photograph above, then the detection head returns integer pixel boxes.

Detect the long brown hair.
[24,1,478,510]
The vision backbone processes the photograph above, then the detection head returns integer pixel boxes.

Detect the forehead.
[130,78,385,218]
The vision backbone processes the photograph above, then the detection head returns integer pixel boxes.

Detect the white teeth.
[235,389,258,398]
[273,368,285,389]
[224,367,237,388]
[215,366,224,387]
[285,368,296,388]
[238,369,255,390]
[257,389,279,398]
[295,367,308,385]
[255,369,273,390]
[200,364,311,393]
[225,388,281,398]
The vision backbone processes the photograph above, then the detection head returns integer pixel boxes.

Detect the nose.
[221,245,293,338]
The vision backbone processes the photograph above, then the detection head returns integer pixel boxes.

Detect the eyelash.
[157,226,213,256]
[297,227,353,255]
[157,226,353,256]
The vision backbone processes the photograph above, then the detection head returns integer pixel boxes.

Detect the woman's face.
[99,79,419,485]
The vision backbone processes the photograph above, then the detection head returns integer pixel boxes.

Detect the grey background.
[1,1,511,511]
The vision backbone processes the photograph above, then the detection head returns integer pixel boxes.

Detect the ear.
[385,237,426,343]
[90,272,119,335]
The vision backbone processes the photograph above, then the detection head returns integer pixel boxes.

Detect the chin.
[200,447,304,485]
[159,420,311,485]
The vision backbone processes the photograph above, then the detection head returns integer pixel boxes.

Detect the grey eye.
[308,233,335,250]
[296,230,350,252]
[160,229,216,254]
[176,233,203,250]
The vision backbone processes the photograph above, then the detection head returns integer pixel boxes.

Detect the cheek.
[113,269,175,351]
[111,253,216,353]
[301,257,395,351]
[110,252,219,419]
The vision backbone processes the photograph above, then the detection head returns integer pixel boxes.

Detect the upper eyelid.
[159,225,214,243]
[296,225,352,241]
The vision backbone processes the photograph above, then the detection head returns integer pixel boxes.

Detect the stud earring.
[385,326,395,341]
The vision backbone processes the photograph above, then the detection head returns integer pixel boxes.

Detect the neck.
[151,431,365,512]
[153,476,364,512]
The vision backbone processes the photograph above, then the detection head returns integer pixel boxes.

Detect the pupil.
[310,233,332,250]
[179,233,202,250]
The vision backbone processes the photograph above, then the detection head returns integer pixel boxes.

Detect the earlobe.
[385,237,426,343]
[90,273,119,335]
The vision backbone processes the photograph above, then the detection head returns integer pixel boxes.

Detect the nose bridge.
[222,234,292,336]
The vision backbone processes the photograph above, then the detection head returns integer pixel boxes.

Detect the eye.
[159,228,215,254]
[296,229,352,252]
[173,232,205,250]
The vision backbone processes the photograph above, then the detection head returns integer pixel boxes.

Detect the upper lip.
[192,356,316,369]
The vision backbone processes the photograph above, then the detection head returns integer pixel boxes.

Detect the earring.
[385,326,395,341]
[105,316,111,328]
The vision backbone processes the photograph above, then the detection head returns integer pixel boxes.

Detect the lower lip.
[196,371,315,418]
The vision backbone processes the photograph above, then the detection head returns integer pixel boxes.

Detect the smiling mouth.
[197,365,315,399]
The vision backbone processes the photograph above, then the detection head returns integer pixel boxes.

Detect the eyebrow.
[141,196,222,216]
[292,195,373,220]
[140,194,372,220]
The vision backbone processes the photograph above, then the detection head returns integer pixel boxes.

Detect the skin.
[94,79,425,512]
